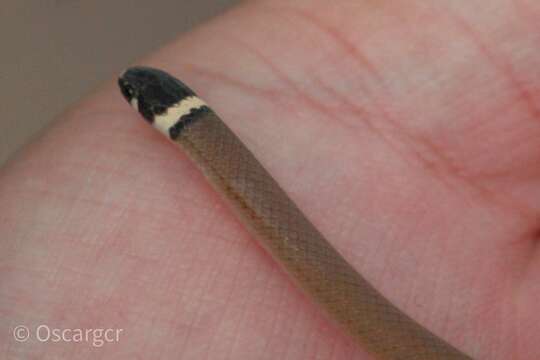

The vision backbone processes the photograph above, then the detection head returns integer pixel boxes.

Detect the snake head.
[118,66,196,123]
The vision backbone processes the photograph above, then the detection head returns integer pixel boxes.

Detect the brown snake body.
[118,66,472,359]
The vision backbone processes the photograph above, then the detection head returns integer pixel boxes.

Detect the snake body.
[118,66,472,359]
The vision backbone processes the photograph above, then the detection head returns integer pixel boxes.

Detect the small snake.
[118,66,472,359]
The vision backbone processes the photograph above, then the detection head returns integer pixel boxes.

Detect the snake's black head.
[118,66,196,123]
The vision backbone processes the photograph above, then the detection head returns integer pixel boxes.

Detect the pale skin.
[1,0,539,358]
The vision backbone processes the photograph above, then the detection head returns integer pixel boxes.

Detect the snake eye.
[118,79,135,101]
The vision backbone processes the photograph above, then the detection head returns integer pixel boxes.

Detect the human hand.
[2,1,539,358]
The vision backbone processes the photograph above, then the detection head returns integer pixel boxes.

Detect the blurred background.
[0,0,240,165]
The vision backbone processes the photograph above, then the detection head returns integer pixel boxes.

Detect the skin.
[1,0,539,358]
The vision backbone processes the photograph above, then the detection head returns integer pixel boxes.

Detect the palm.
[2,1,539,359]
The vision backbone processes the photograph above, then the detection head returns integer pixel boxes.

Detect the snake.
[118,66,472,359]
